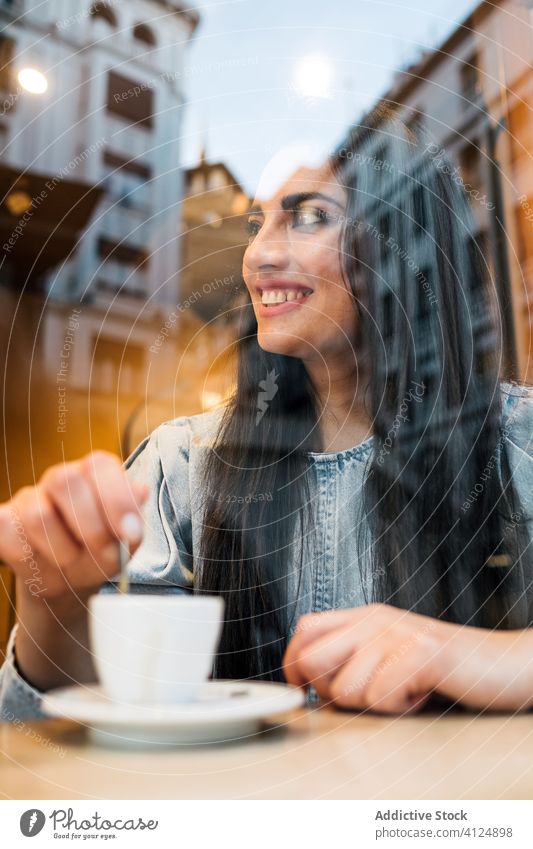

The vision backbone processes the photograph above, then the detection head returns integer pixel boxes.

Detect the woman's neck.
[305,356,373,452]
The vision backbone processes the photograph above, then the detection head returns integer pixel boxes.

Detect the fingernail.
[120,512,143,543]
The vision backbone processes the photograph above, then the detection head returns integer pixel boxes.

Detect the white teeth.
[260,289,312,305]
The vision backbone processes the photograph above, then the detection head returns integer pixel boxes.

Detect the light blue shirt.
[1,381,532,719]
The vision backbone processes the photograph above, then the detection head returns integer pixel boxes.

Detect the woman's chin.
[256,331,306,358]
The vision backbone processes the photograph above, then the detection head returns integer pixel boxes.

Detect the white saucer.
[42,680,305,747]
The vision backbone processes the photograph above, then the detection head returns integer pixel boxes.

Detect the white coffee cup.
[88,594,224,705]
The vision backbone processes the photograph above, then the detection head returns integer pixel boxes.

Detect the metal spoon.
[117,537,131,594]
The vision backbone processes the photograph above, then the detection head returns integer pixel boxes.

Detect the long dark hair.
[197,107,533,681]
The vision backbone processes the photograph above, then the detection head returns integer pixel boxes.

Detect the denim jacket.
[2,381,532,720]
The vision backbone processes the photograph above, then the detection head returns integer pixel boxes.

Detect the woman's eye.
[293,207,331,227]
[245,219,261,239]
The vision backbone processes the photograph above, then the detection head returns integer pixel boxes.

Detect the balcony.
[152,1,200,35]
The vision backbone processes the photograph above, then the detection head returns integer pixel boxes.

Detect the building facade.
[0,0,199,311]
[343,0,533,382]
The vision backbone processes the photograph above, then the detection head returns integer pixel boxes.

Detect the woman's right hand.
[0,451,149,603]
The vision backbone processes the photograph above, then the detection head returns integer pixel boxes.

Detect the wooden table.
[2,705,533,799]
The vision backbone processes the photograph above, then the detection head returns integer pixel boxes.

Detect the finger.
[41,463,147,558]
[0,498,75,597]
[328,643,391,710]
[364,644,437,714]
[5,487,80,564]
[81,451,147,543]
[17,487,82,567]
[41,462,112,555]
[283,608,365,683]
[284,622,366,692]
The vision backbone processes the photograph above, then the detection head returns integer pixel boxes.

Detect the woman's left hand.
[282,604,533,714]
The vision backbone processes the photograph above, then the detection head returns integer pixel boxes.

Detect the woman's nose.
[244,224,290,273]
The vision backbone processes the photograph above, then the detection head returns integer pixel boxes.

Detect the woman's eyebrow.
[281,191,344,211]
[247,191,344,217]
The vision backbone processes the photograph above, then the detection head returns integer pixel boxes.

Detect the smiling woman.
[194,110,533,691]
[1,111,533,720]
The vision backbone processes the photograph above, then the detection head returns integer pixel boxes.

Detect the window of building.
[0,35,15,95]
[412,184,426,234]
[378,211,390,259]
[458,140,482,189]
[208,168,227,190]
[406,108,424,141]
[382,290,394,338]
[133,23,156,46]
[507,100,533,165]
[515,196,533,268]
[372,143,387,169]
[97,236,150,269]
[189,172,205,195]
[384,373,399,410]
[475,346,497,378]
[103,149,152,180]
[0,123,8,152]
[467,230,489,293]
[417,267,431,321]
[106,71,154,130]
[89,2,118,27]
[460,52,481,107]
[91,335,144,396]
[102,152,152,210]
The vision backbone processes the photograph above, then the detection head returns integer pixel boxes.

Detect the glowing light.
[17,68,48,95]
[292,55,333,99]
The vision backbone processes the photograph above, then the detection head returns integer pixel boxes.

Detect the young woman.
[1,110,532,719]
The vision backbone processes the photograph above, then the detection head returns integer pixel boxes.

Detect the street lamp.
[17,67,48,95]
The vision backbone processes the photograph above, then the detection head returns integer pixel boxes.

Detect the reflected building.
[180,148,249,325]
[341,0,533,382]
[0,0,199,309]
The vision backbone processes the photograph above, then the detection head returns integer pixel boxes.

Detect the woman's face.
[242,164,358,361]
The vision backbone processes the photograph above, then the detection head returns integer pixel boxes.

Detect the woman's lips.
[257,292,313,317]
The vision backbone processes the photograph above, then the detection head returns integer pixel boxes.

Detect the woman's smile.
[254,279,314,317]
[242,164,355,360]
[257,292,314,318]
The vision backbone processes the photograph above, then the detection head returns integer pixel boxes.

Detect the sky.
[179,0,480,194]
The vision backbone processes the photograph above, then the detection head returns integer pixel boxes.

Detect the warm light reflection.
[17,67,48,94]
